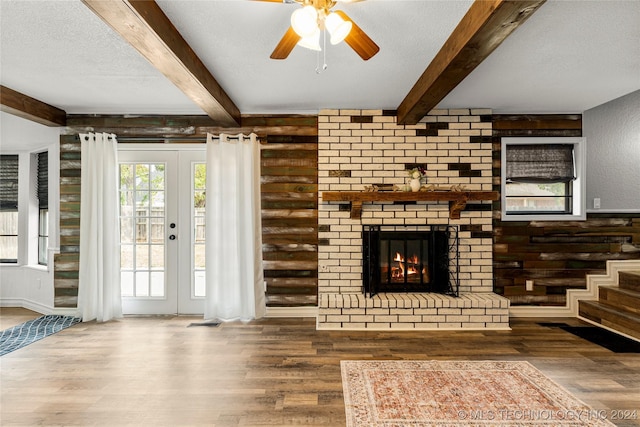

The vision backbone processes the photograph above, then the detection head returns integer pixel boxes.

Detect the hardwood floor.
[0,307,42,330]
[1,309,639,426]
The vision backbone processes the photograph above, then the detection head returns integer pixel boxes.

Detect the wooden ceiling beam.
[397,0,546,125]
[0,85,67,127]
[63,114,318,137]
[82,0,241,127]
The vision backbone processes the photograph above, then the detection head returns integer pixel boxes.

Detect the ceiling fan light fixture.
[291,5,318,38]
[325,12,352,45]
[297,29,322,51]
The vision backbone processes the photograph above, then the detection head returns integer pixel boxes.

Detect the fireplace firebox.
[363,226,458,297]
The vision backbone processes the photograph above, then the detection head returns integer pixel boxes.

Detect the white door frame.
[118,145,205,315]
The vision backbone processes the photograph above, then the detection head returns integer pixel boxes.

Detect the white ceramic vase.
[410,178,421,192]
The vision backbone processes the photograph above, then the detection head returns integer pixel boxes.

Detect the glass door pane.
[176,151,206,314]
[120,162,166,298]
[119,150,178,315]
[193,162,206,298]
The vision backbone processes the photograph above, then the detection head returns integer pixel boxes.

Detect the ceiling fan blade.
[334,10,379,61]
[270,26,301,60]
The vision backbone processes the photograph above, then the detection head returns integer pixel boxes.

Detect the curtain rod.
[118,137,207,143]
[74,135,204,143]
[74,135,266,143]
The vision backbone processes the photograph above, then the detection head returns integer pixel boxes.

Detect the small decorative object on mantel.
[407,167,427,192]
[393,184,410,192]
[364,184,468,193]
[422,184,467,192]
[363,184,396,192]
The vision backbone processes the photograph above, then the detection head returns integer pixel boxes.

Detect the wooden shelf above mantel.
[321,191,499,220]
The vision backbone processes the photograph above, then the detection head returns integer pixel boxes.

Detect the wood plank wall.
[54,113,640,309]
[261,136,318,307]
[54,135,81,307]
[54,115,318,308]
[492,115,640,306]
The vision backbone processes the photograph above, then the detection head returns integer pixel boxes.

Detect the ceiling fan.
[260,0,380,61]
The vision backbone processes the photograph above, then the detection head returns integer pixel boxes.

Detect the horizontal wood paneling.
[53,116,318,309]
[64,114,317,137]
[261,135,318,307]
[493,114,582,130]
[493,114,582,137]
[492,114,640,306]
[54,135,81,307]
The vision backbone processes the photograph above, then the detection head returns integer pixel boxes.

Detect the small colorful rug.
[341,360,615,426]
[0,315,80,356]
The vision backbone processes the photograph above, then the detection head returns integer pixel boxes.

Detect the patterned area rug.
[0,315,80,356]
[341,360,615,426]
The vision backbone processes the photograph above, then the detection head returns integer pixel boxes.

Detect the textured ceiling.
[442,0,640,113]
[1,0,639,122]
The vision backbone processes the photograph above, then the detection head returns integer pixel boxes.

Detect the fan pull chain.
[316,30,328,74]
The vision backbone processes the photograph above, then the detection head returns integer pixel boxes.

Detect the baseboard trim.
[510,260,640,318]
[317,324,512,331]
[2,300,316,319]
[0,298,80,317]
[509,306,573,317]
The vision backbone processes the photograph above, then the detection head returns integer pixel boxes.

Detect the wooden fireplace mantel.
[321,191,499,219]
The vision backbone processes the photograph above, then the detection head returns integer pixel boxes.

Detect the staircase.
[579,271,640,341]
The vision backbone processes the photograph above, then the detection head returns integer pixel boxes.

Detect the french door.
[118,147,206,315]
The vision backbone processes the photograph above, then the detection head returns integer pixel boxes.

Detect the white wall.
[584,90,640,212]
[0,112,60,313]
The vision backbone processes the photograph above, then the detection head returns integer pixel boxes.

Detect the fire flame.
[392,252,422,279]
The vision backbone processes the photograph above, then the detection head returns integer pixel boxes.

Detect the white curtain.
[205,133,265,321]
[77,132,122,322]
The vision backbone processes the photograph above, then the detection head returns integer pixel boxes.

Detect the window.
[37,151,48,265]
[0,155,19,263]
[501,137,585,221]
[193,162,206,297]
[505,144,574,214]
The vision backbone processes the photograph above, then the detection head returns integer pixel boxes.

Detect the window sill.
[0,263,49,272]
[0,263,21,268]
[501,212,586,222]
[25,264,49,272]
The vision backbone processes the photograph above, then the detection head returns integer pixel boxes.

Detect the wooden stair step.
[579,300,640,341]
[599,286,640,316]
[619,271,640,292]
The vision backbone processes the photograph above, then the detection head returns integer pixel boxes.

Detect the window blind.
[0,155,19,211]
[506,144,575,183]
[37,151,48,209]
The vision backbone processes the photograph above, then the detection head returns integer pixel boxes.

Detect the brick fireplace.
[362,225,456,296]
[317,108,510,330]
